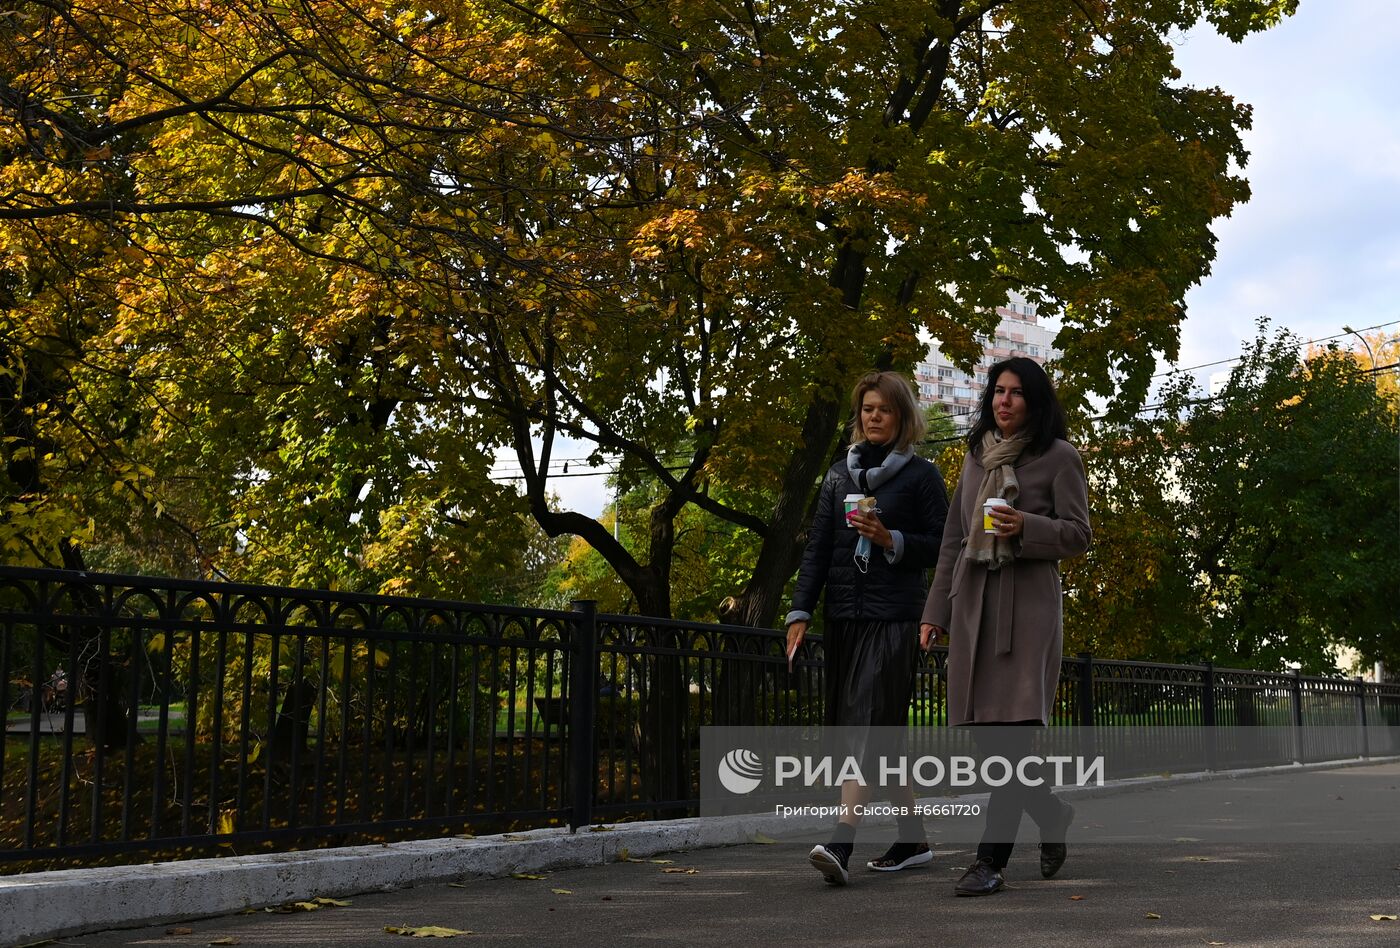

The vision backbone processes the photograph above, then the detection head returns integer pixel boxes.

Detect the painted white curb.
[0,813,813,945]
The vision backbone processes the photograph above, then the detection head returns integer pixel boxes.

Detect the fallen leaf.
[447,883,469,889]
[453,833,475,840]
[1371,915,1398,921]
[1146,913,1162,919]
[551,888,573,895]
[1069,895,1084,901]
[617,847,630,862]
[661,868,698,874]
[166,928,193,936]
[1207,942,1226,946]
[501,834,531,841]
[588,825,613,832]
[385,925,472,937]
[750,833,779,844]
[292,902,320,911]
[208,939,239,946]
[313,897,351,907]
[510,873,547,881]
[649,859,675,864]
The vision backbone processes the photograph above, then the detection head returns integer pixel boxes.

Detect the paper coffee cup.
[983,497,1007,534]
[843,493,864,527]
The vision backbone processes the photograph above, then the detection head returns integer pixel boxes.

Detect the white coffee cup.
[843,493,864,527]
[983,497,1008,535]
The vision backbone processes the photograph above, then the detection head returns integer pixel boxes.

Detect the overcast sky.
[1168,0,1400,381]
[524,2,1400,517]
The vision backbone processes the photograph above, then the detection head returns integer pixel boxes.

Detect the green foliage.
[1,0,1294,622]
[917,402,960,461]
[1066,321,1400,672]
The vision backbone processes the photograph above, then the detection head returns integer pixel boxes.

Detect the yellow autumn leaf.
[550,888,572,895]
[385,925,472,937]
[510,872,547,880]
[208,938,239,946]
[750,833,779,844]
[1371,915,1398,921]
[313,897,351,906]
[1145,913,1162,919]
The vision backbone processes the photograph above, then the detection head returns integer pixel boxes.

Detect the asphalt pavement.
[52,763,1400,948]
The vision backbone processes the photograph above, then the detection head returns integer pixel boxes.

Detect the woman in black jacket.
[785,371,950,885]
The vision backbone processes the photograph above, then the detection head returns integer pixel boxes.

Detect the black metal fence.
[2,566,1397,870]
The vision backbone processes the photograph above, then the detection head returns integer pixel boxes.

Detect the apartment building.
[913,296,1060,430]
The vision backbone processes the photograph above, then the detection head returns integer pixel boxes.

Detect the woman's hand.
[990,504,1023,538]
[919,623,947,651]
[849,509,894,549]
[785,620,807,671]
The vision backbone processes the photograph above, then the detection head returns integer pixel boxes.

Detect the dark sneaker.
[809,843,851,886]
[954,856,1004,896]
[1040,801,1075,879]
[866,842,933,872]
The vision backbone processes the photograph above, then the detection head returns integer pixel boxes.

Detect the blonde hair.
[849,371,926,451]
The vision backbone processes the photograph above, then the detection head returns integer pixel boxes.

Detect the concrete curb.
[2,755,1396,945]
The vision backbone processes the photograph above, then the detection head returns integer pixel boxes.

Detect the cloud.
[1167,2,1400,374]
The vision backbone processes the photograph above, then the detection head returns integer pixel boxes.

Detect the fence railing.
[2,566,1398,871]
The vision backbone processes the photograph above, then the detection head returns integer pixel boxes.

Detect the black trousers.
[970,724,1068,869]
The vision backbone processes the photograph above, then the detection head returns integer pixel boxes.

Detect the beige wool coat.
[921,439,1091,726]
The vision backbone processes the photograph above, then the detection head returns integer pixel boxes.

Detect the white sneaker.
[809,844,851,886]
[866,843,934,872]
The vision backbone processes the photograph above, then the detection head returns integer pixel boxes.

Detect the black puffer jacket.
[791,452,949,621]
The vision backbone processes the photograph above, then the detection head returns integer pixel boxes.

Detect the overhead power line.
[1151,319,1400,380]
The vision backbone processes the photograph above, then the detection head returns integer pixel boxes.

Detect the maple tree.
[2,0,1299,629]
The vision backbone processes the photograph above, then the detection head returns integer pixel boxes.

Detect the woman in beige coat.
[920,356,1090,896]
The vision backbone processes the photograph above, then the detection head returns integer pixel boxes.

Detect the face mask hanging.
[854,534,872,573]
[848,497,880,574]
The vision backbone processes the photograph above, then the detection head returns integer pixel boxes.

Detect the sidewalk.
[48,761,1400,948]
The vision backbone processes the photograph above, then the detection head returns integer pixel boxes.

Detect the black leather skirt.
[823,619,919,728]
